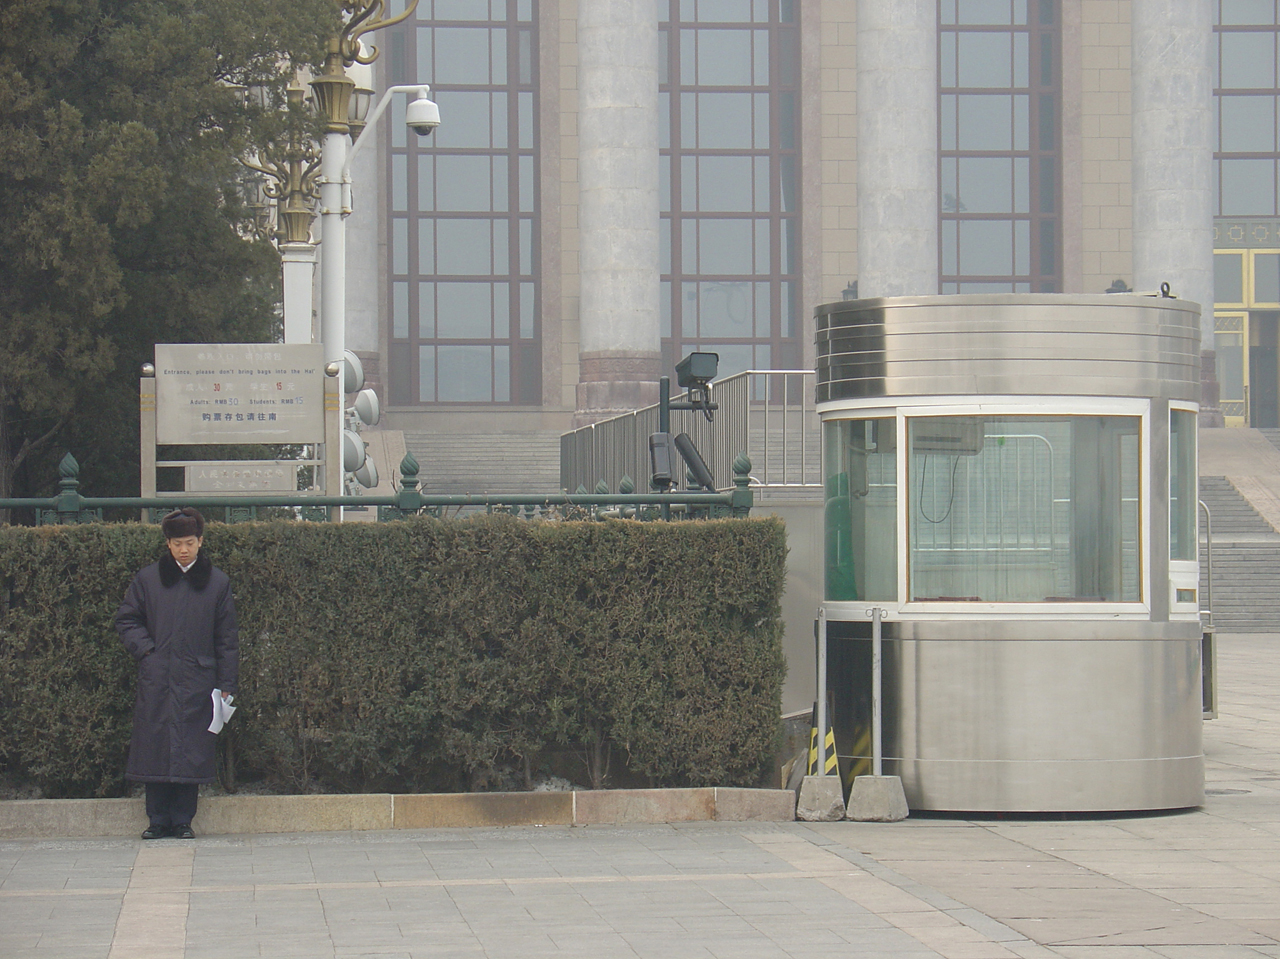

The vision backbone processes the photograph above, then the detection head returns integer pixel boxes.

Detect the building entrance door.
[1250,312,1280,428]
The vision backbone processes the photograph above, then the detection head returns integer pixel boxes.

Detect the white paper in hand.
[209,690,236,734]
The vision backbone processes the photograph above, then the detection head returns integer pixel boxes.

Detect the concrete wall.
[755,493,824,716]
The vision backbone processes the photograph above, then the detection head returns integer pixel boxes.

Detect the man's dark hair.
[161,507,205,540]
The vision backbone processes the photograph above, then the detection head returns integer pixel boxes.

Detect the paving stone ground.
[3,634,1279,959]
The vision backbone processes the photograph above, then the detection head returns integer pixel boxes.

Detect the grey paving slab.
[4,636,1280,958]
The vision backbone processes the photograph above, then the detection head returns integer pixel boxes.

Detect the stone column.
[1131,0,1218,421]
[857,0,937,298]
[281,243,317,344]
[575,0,661,423]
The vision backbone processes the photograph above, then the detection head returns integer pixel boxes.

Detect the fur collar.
[158,551,213,589]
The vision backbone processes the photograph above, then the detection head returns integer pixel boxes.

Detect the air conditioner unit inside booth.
[912,419,985,456]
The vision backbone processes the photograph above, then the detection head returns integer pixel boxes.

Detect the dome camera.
[405,86,440,136]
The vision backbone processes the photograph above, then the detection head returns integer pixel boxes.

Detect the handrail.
[1199,498,1213,628]
[560,369,819,493]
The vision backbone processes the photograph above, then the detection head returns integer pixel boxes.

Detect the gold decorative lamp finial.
[311,0,419,134]
[338,0,419,66]
[240,78,322,244]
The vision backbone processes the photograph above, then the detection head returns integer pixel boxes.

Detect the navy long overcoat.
[114,551,239,784]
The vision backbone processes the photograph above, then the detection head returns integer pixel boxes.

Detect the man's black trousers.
[145,782,199,828]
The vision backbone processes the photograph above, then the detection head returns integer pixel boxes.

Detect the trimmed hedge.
[0,516,787,798]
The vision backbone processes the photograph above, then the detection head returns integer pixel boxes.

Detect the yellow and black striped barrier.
[842,725,872,792]
[806,701,839,777]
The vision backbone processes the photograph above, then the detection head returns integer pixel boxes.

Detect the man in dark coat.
[115,507,238,839]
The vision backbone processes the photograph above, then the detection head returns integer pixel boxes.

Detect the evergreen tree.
[0,0,338,505]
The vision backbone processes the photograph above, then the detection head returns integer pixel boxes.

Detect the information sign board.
[184,462,299,494]
[154,344,324,444]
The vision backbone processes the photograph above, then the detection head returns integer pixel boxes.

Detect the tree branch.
[11,412,69,478]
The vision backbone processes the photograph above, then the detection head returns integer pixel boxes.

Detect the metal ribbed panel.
[815,294,1201,404]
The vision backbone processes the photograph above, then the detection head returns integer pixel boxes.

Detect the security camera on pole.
[313,73,441,370]
[322,83,438,500]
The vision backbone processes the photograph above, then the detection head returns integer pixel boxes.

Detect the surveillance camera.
[406,86,440,136]
[675,351,719,391]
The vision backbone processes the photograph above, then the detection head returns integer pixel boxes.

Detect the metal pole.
[140,373,157,524]
[871,606,883,777]
[325,367,343,521]
[659,375,671,520]
[1199,499,1213,628]
[817,606,828,775]
[319,127,347,372]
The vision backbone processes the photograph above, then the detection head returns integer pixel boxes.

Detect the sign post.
[144,344,336,516]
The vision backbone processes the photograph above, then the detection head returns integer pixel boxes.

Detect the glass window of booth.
[1170,408,1198,562]
[824,418,897,602]
[906,414,1141,603]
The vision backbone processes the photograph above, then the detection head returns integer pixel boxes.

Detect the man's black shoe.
[171,824,195,840]
[141,825,169,840]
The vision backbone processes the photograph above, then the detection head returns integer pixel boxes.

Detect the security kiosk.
[817,294,1203,812]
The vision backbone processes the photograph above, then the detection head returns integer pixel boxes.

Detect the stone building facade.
[337,1,1276,434]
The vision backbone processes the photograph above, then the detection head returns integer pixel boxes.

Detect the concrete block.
[796,776,846,822]
[845,775,909,822]
[0,798,145,839]
[196,794,393,835]
[573,787,715,825]
[394,791,573,829]
[0,786,789,838]
[713,788,796,822]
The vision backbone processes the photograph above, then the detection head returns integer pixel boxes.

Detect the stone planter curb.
[0,787,795,839]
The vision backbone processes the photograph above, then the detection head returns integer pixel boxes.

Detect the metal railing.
[0,452,755,526]
[561,370,820,493]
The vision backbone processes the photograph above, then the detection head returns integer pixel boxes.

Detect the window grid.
[1214,2,1280,216]
[386,0,539,406]
[660,0,802,383]
[938,0,1061,293]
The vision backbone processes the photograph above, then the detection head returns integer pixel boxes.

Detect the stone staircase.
[402,431,563,495]
[1199,475,1277,538]
[744,424,823,487]
[1200,475,1280,633]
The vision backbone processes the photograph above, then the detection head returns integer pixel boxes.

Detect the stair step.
[1198,476,1278,538]
[402,431,564,494]
[1201,525,1280,630]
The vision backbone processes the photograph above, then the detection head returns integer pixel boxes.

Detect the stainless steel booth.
[817,294,1203,812]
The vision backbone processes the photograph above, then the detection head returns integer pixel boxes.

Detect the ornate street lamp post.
[311,0,418,370]
[236,2,425,514]
[241,80,323,343]
[239,2,416,351]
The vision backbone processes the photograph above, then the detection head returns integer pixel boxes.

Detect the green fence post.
[730,452,753,517]
[45,453,101,525]
[396,451,423,515]
[618,475,635,519]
